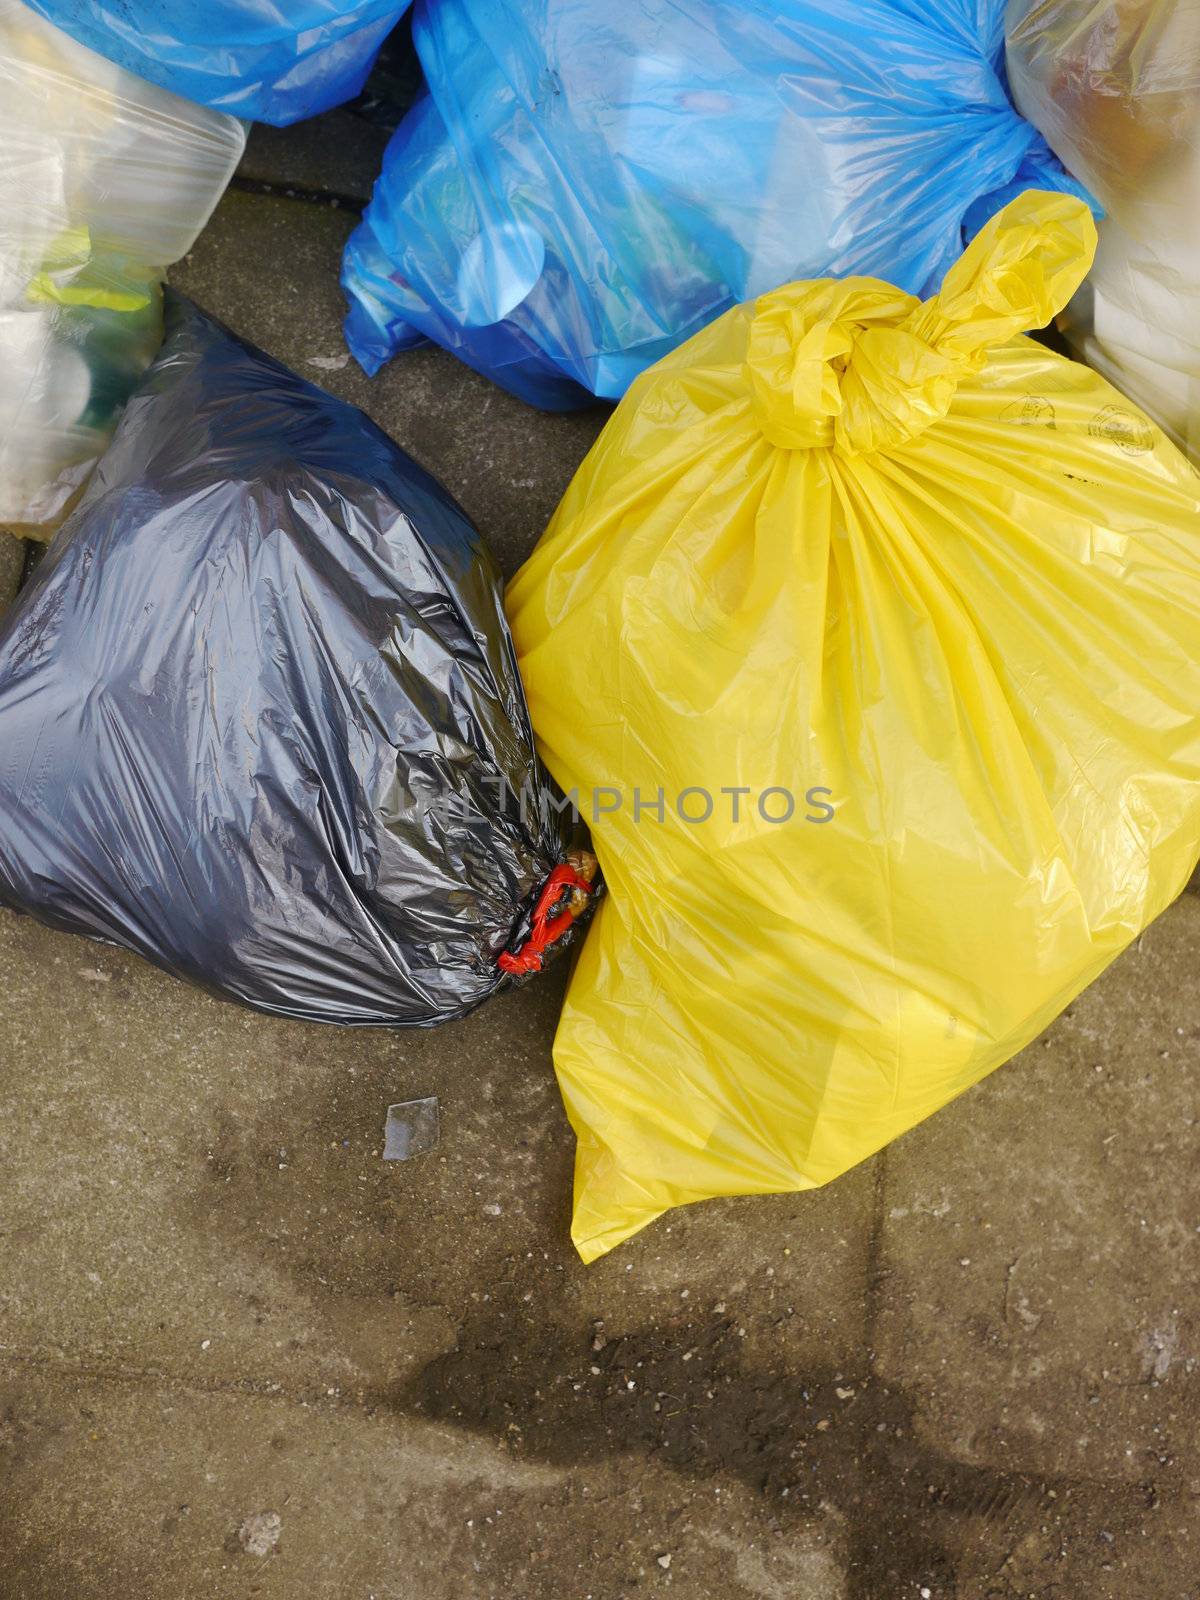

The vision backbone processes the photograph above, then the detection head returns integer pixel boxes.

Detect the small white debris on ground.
[237,1511,282,1558]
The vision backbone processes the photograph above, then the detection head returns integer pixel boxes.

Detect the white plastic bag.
[1006,0,1200,463]
[0,0,245,531]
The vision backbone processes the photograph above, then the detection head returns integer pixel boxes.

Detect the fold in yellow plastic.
[508,192,1200,1263]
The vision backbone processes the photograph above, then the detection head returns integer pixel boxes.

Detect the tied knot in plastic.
[498,851,598,977]
[744,191,1100,456]
[745,283,964,455]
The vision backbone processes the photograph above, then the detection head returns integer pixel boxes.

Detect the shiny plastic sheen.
[0,294,574,1026]
[1006,0,1200,464]
[342,0,1090,408]
[508,192,1200,1262]
[0,0,245,530]
[20,0,411,125]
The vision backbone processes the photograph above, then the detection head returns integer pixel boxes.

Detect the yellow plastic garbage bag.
[508,190,1200,1263]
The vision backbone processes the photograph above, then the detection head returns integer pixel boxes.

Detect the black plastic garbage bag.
[0,293,594,1026]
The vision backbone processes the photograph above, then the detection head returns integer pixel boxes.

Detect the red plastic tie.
[498,859,596,977]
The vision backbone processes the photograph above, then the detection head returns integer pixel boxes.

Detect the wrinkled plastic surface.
[0,0,245,532]
[508,191,1200,1262]
[21,0,411,125]
[0,293,577,1027]
[342,0,1091,410]
[1007,0,1200,463]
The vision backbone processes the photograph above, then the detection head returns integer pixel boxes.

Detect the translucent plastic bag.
[342,0,1091,409]
[19,0,411,125]
[0,294,594,1025]
[1006,0,1200,463]
[508,191,1200,1261]
[0,0,245,533]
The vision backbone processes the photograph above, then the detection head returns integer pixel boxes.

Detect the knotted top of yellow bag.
[745,191,1098,455]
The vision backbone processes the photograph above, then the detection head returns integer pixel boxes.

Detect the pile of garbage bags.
[0,0,1197,1260]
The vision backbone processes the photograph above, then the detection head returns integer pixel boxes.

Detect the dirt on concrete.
[1,103,1198,1600]
[0,535,23,609]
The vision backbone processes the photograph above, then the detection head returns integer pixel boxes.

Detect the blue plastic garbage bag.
[342,0,1094,409]
[21,0,412,125]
